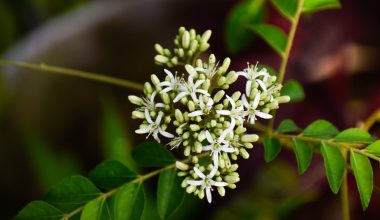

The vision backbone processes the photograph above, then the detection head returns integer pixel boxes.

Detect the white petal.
[145,109,154,124]
[257,79,267,91]
[236,71,248,79]
[187,180,204,186]
[196,89,210,96]
[190,92,198,102]
[195,67,206,73]
[226,95,235,108]
[207,98,214,107]
[253,93,261,109]
[206,187,212,203]
[229,118,236,130]
[202,145,212,151]
[155,103,165,108]
[242,95,250,108]
[155,112,163,124]
[159,87,173,94]
[135,125,152,134]
[255,111,273,119]
[150,91,157,103]
[211,181,228,187]
[246,80,252,97]
[193,167,206,179]
[173,92,188,103]
[158,81,171,87]
[158,128,175,138]
[221,146,235,153]
[188,110,203,117]
[152,130,160,143]
[216,110,231,115]
[205,131,214,143]
[164,69,174,79]
[194,80,205,89]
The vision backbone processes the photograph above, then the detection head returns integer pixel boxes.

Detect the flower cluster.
[129,27,290,203]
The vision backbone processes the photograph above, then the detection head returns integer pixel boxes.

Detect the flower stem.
[267,0,304,131]
[0,59,144,91]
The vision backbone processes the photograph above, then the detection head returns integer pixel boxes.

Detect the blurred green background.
[1,0,380,219]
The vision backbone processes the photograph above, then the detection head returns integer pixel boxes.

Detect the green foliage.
[248,23,287,55]
[81,198,110,220]
[364,140,380,156]
[263,137,282,162]
[14,201,64,220]
[270,0,298,19]
[225,0,266,54]
[281,80,305,102]
[334,128,374,144]
[111,182,145,219]
[321,143,345,194]
[277,119,299,133]
[303,0,341,13]
[44,175,102,212]
[350,150,373,210]
[89,160,137,191]
[292,138,313,174]
[302,120,339,139]
[102,99,136,170]
[132,142,176,167]
[157,170,185,220]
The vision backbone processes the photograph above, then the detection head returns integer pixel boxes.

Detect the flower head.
[187,166,228,203]
[242,93,272,124]
[135,109,174,142]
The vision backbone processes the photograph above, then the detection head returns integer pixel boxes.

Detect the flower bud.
[239,148,250,159]
[201,30,212,43]
[224,175,240,184]
[176,161,190,171]
[151,74,160,86]
[182,31,190,49]
[161,93,170,104]
[217,76,226,86]
[144,82,153,94]
[128,95,143,105]
[154,55,168,64]
[175,109,184,123]
[226,71,238,84]
[154,43,164,54]
[186,185,196,194]
[241,134,259,142]
[132,111,145,119]
[190,124,200,131]
[213,90,225,103]
[185,64,197,76]
[276,96,291,103]
[217,186,226,197]
[198,189,205,199]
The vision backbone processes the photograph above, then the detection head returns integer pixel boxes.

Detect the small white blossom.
[202,131,235,166]
[216,95,245,130]
[242,93,272,124]
[158,69,180,93]
[135,109,174,142]
[168,136,183,150]
[173,76,210,103]
[236,63,270,96]
[187,166,228,203]
[142,91,165,110]
[188,96,214,117]
[265,84,282,102]
[195,63,218,79]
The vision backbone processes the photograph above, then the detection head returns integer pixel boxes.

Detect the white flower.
[187,166,228,203]
[236,63,270,96]
[135,109,174,142]
[167,136,183,150]
[202,131,235,166]
[265,84,282,102]
[158,69,180,93]
[216,95,245,130]
[142,91,165,110]
[173,75,210,103]
[242,93,272,124]
[188,96,214,117]
[195,63,218,79]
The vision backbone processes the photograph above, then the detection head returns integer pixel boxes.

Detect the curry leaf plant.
[130,27,290,203]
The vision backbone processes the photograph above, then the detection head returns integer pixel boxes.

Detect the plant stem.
[267,0,304,131]
[0,59,144,91]
[341,149,350,220]
[362,108,380,131]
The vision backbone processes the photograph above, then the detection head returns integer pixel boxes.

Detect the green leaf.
[334,128,374,144]
[270,0,298,19]
[303,0,341,12]
[81,199,111,220]
[350,150,373,210]
[157,170,185,220]
[111,182,145,220]
[292,138,313,174]
[321,143,345,194]
[89,160,137,191]
[102,98,137,170]
[364,140,380,156]
[303,120,339,139]
[44,175,101,212]
[277,119,299,133]
[263,137,282,162]
[132,142,176,167]
[249,23,288,55]
[281,80,305,102]
[14,201,64,220]
[225,0,266,54]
